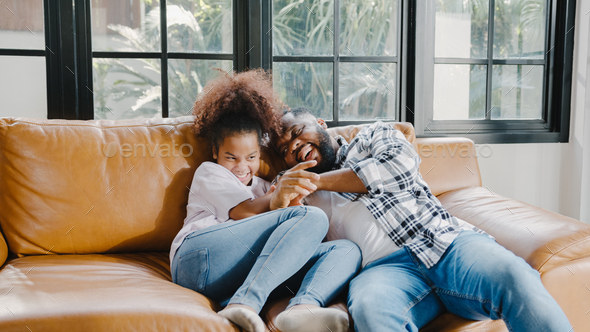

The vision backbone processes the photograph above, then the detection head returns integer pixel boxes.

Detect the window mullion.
[333,0,340,125]
[485,0,495,121]
[161,0,169,118]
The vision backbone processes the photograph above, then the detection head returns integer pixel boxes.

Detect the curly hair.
[191,69,284,153]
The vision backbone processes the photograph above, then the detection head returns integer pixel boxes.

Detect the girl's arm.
[228,190,275,220]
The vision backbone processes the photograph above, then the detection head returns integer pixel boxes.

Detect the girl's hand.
[270,161,320,210]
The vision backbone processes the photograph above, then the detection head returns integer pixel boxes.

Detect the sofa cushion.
[438,186,590,272]
[0,253,238,332]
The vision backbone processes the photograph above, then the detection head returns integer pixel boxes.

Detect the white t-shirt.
[170,162,270,264]
[304,191,399,267]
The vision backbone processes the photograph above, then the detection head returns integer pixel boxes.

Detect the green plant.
[93,0,231,120]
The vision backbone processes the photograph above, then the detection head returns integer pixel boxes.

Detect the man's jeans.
[171,206,361,313]
[348,230,572,332]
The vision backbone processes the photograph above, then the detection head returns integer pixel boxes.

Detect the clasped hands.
[268,160,320,210]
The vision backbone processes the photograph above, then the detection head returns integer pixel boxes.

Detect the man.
[273,107,572,331]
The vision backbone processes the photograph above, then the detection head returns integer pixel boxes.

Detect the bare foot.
[218,304,266,332]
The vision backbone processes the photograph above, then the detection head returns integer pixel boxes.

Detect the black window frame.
[411,0,576,143]
[0,0,576,144]
[270,0,406,128]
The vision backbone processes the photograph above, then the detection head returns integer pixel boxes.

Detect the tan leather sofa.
[0,115,588,332]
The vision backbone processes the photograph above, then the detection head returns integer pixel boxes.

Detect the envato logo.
[418,143,494,159]
[102,141,194,158]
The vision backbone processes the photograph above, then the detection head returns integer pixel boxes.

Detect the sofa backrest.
[0,116,206,256]
[0,116,418,256]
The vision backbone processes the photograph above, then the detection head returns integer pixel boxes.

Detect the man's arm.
[314,168,368,194]
[347,122,420,196]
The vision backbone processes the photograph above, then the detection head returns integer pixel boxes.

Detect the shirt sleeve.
[194,162,255,221]
[345,122,420,197]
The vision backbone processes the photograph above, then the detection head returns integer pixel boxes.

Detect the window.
[413,0,575,143]
[90,0,233,119]
[272,0,402,126]
[0,0,47,119]
[0,0,576,143]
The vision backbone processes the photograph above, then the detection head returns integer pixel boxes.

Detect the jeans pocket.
[176,248,209,293]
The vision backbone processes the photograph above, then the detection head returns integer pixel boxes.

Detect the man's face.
[274,112,336,173]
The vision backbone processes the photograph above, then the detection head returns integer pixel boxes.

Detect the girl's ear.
[317,118,328,130]
[212,146,218,160]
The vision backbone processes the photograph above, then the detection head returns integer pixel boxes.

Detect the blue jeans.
[348,230,572,332]
[171,206,362,313]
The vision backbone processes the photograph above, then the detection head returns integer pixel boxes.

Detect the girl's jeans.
[171,206,362,313]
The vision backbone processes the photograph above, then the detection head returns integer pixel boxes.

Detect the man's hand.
[270,160,320,210]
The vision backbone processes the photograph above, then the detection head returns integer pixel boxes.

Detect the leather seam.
[539,251,590,274]
[1,120,194,129]
[538,236,590,271]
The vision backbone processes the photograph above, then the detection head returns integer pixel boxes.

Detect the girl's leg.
[172,206,329,332]
[275,240,362,332]
[227,206,329,310]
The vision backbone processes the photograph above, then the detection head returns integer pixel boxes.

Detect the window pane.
[91,0,160,52]
[93,58,161,119]
[493,0,546,59]
[168,59,232,117]
[339,62,396,120]
[273,0,334,56]
[167,0,232,53]
[433,64,487,120]
[491,65,543,119]
[339,0,398,56]
[435,0,489,58]
[273,62,334,120]
[0,0,45,50]
[0,56,46,118]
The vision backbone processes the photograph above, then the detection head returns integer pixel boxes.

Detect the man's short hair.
[285,106,313,119]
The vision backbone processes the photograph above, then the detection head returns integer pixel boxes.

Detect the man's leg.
[347,249,446,332]
[419,230,572,332]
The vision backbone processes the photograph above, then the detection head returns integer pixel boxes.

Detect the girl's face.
[213,132,260,185]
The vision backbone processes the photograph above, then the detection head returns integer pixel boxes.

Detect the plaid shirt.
[331,122,490,268]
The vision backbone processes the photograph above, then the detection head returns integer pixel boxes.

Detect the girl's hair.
[191,69,284,153]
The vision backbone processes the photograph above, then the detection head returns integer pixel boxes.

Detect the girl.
[170,70,361,332]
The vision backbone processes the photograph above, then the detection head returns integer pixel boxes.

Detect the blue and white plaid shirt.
[331,122,490,268]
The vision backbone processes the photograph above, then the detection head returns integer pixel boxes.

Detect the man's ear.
[317,118,328,129]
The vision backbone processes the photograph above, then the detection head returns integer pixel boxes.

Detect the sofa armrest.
[0,232,7,266]
[416,137,482,196]
[438,186,590,273]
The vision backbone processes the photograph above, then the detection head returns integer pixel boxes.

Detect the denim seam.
[228,297,263,311]
[500,312,515,332]
[287,296,322,308]
[401,288,434,317]
[240,207,311,303]
[176,248,210,292]
[434,288,492,304]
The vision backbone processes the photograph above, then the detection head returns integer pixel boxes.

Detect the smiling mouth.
[235,172,250,181]
[297,143,314,162]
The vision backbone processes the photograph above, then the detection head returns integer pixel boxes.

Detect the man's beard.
[307,125,336,174]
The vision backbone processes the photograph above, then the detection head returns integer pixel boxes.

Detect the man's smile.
[297,143,317,162]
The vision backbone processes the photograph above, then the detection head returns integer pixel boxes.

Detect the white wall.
[477,0,590,223]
